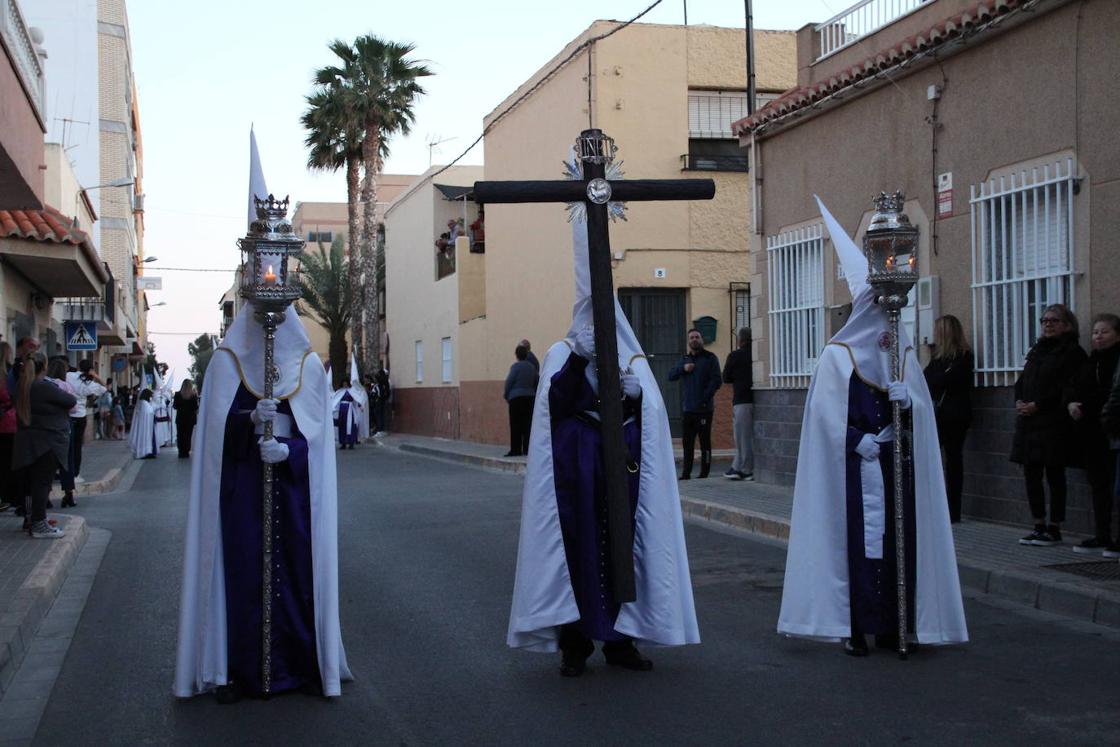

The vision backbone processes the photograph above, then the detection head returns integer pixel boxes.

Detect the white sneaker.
[30,521,64,539]
[74,476,86,484]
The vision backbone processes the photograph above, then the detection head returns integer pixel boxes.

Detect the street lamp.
[150,301,167,307]
[75,178,136,228]
[862,190,919,661]
[142,256,159,263]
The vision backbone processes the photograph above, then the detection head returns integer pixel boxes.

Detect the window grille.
[415,340,424,383]
[306,231,333,243]
[441,337,453,383]
[970,158,1077,387]
[768,224,826,388]
[688,91,748,139]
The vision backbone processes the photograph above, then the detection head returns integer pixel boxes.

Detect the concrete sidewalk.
[373,432,1120,630]
[0,437,132,699]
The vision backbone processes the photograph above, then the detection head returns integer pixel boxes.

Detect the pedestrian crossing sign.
[64,321,98,351]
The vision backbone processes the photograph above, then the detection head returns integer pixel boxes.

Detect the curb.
[49,455,131,501]
[396,442,528,476]
[0,515,89,698]
[678,494,1120,630]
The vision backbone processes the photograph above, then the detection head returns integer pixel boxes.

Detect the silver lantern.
[237,193,304,694]
[862,190,919,661]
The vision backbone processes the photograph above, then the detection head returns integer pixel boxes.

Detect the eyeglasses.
[1040,317,1064,325]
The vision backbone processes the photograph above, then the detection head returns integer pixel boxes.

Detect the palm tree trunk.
[345,154,363,372]
[359,125,382,378]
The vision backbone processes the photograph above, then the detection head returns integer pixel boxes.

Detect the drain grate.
[1043,560,1120,581]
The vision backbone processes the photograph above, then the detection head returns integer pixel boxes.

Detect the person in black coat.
[1011,304,1087,547]
[503,345,539,457]
[669,328,722,479]
[923,315,974,523]
[12,351,76,538]
[1064,313,1120,554]
[174,379,200,459]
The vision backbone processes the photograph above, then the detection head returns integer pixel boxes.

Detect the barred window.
[415,340,424,383]
[441,337,453,383]
[688,90,748,139]
[970,158,1077,387]
[767,224,826,388]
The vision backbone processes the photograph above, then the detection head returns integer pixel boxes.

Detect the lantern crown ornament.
[862,190,919,313]
[238,193,304,314]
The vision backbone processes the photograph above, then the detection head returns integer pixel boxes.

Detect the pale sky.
[131,0,837,380]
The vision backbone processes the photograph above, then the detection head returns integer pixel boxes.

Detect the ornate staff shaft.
[260,311,278,694]
[889,310,909,660]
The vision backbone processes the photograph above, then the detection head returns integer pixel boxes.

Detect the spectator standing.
[8,338,40,519]
[1065,313,1120,554]
[174,379,200,458]
[111,389,126,439]
[12,351,75,537]
[0,342,16,513]
[1100,352,1120,558]
[1011,304,1087,547]
[669,328,722,479]
[503,344,538,457]
[923,315,975,523]
[65,359,107,482]
[374,363,392,436]
[722,327,755,481]
[96,379,114,439]
[47,358,80,507]
[520,338,540,372]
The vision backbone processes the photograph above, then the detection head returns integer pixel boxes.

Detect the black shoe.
[724,468,743,480]
[740,472,755,481]
[560,651,587,677]
[215,683,243,705]
[602,641,653,671]
[843,636,869,657]
[503,451,521,457]
[1073,537,1109,555]
[1019,524,1048,546]
[678,474,690,481]
[1046,525,1063,544]
[61,493,76,508]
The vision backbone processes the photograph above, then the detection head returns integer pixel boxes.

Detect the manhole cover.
[1043,560,1120,581]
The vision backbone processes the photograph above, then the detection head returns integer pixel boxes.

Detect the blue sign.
[64,321,98,351]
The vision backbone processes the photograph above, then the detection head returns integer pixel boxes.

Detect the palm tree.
[305,35,432,378]
[296,236,352,388]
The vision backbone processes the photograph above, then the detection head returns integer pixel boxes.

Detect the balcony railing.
[60,299,112,328]
[815,0,928,61]
[681,154,749,173]
[0,0,45,124]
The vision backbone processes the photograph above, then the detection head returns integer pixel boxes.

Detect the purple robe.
[220,384,319,695]
[549,352,642,642]
[844,373,916,636]
[336,392,359,446]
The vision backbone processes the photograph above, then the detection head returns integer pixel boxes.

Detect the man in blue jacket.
[669,328,722,479]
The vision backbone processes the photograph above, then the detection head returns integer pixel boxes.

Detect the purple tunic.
[844,373,916,636]
[549,352,642,642]
[336,392,359,446]
[220,384,319,695]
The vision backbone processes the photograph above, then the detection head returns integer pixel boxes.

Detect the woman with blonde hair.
[1011,303,1087,547]
[11,351,75,538]
[923,315,974,523]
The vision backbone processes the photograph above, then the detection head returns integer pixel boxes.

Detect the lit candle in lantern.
[264,264,277,286]
[886,255,895,271]
[908,255,916,270]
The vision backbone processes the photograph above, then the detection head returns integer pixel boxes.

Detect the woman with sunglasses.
[1011,304,1087,547]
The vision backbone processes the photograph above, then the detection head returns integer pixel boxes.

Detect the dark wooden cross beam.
[474,129,715,603]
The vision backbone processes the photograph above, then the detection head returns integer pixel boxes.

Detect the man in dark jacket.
[722,327,754,481]
[503,345,539,457]
[669,328,722,479]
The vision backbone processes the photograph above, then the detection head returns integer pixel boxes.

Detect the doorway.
[618,288,686,436]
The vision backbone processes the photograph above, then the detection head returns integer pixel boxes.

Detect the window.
[414,340,424,383]
[688,90,748,139]
[306,230,333,243]
[441,337,453,383]
[681,139,747,172]
[970,157,1077,387]
[767,224,826,388]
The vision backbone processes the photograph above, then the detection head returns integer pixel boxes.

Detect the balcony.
[815,0,928,61]
[0,0,47,208]
[0,0,44,122]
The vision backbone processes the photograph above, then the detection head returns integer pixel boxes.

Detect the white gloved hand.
[621,370,641,399]
[887,381,911,409]
[573,325,596,361]
[251,398,279,425]
[258,437,289,464]
[855,434,880,462]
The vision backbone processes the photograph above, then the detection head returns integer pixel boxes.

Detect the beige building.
[383,165,484,438]
[733,0,1119,531]
[439,21,794,447]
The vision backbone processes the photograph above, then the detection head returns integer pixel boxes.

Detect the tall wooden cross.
[474,129,715,602]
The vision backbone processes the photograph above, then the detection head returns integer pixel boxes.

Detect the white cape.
[128,400,158,458]
[778,198,967,645]
[155,394,175,447]
[174,306,351,697]
[507,213,699,652]
[330,387,365,443]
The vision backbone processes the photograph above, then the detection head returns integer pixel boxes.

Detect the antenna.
[426,134,457,168]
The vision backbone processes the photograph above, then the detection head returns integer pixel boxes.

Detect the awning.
[0,205,108,297]
[433,184,474,202]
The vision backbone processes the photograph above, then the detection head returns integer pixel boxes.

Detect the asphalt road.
[31,446,1120,745]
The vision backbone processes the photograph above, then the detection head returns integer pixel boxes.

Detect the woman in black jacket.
[12,351,76,538]
[1065,313,1120,555]
[1011,304,1087,547]
[173,379,199,458]
[923,315,974,523]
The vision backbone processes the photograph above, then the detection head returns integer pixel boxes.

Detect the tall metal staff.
[237,194,304,693]
[862,192,919,660]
